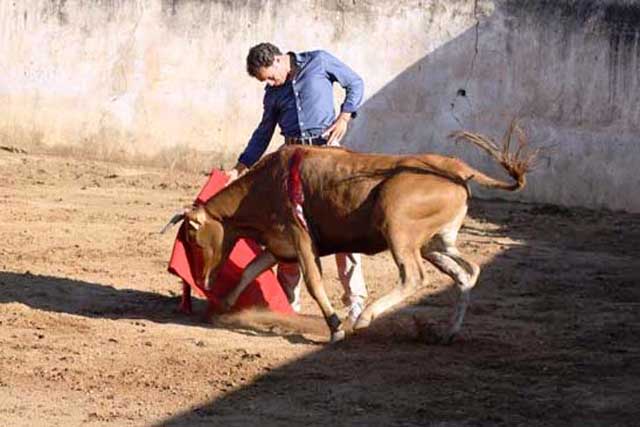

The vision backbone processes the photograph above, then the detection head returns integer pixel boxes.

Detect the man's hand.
[225,168,239,185]
[224,163,247,186]
[322,112,351,146]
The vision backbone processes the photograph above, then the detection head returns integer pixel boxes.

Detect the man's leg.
[335,253,368,323]
[277,261,302,313]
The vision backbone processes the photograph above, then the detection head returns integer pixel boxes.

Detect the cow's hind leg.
[353,242,422,331]
[422,235,480,343]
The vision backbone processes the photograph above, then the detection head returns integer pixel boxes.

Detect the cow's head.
[162,206,231,290]
[186,206,232,291]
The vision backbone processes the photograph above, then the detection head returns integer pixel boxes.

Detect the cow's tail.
[449,121,538,192]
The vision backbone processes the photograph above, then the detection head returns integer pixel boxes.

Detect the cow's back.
[278,147,437,254]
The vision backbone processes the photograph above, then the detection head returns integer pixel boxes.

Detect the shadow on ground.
[0,271,198,322]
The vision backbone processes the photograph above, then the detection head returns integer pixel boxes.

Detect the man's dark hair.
[246,43,282,77]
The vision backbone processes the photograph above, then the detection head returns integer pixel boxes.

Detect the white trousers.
[276,253,368,312]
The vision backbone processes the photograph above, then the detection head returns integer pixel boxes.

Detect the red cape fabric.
[167,170,292,314]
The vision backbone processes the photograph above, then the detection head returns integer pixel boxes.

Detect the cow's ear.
[198,219,225,288]
[185,209,199,226]
[185,207,208,232]
[197,218,224,249]
[182,213,196,242]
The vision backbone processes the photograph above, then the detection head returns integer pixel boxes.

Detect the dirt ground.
[1,149,638,427]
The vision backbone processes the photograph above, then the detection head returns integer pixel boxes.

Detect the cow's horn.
[159,212,186,234]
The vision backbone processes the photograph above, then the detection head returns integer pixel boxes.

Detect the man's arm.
[230,94,277,179]
[322,51,364,117]
[321,51,364,145]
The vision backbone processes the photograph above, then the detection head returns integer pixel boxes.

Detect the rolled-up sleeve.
[322,51,364,115]
[238,92,277,167]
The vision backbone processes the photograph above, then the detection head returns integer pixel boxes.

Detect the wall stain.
[38,0,68,25]
[504,0,640,107]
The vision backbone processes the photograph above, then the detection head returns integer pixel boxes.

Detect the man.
[226,42,368,323]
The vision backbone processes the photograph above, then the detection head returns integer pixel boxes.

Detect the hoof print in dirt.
[414,317,459,345]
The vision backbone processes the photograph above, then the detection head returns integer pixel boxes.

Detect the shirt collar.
[288,51,309,69]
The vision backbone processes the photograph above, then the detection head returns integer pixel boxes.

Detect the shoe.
[347,299,365,324]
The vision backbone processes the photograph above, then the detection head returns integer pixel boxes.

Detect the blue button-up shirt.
[238,50,364,167]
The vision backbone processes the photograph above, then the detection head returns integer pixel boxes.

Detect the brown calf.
[166,125,535,343]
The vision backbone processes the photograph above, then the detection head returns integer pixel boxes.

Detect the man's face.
[255,56,288,87]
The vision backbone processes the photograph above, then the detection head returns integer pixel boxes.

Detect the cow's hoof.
[352,316,371,331]
[330,330,346,343]
[439,332,455,345]
[220,299,234,312]
[419,323,457,345]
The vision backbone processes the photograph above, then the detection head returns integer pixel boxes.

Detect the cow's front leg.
[221,250,278,311]
[291,227,344,342]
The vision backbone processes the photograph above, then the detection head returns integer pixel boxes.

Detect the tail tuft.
[449,119,539,191]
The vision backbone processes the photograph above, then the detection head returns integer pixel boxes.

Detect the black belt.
[285,136,326,146]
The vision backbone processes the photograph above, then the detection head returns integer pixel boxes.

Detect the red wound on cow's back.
[288,148,305,205]
[287,148,309,230]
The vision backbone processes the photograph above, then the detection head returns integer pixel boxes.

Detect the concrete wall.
[1,0,639,212]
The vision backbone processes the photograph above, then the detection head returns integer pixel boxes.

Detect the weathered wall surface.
[0,0,478,159]
[349,0,640,212]
[1,0,639,211]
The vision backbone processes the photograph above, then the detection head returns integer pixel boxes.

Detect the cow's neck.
[204,177,267,231]
[203,179,248,220]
